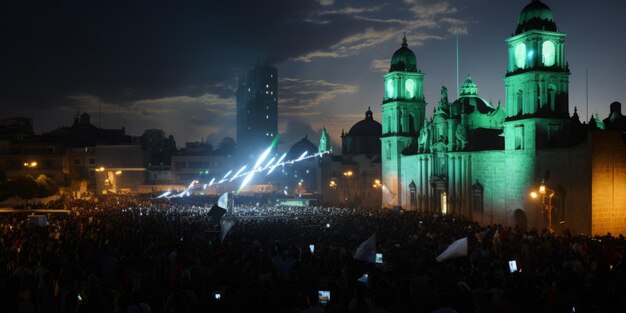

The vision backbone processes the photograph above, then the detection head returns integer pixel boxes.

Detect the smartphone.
[77,294,82,301]
[309,244,315,253]
[375,253,383,264]
[213,292,222,300]
[508,260,518,273]
[318,290,330,305]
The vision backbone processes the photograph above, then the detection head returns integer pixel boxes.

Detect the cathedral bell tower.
[381,34,427,208]
[503,0,570,150]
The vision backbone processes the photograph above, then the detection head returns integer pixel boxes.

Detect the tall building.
[236,66,278,159]
[139,129,177,166]
[380,0,626,236]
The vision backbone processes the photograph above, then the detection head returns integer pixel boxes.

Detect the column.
[455,155,462,216]
[424,154,433,212]
[448,155,454,215]
[420,156,425,212]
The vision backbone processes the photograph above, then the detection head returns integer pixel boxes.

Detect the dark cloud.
[0,0,398,111]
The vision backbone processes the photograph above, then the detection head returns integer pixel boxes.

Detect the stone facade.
[380,1,626,235]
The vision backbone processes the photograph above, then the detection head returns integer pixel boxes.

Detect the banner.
[436,237,468,262]
[217,192,229,210]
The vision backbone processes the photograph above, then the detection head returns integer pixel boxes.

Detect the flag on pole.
[220,218,235,243]
[217,192,229,210]
[436,237,468,262]
[353,233,376,263]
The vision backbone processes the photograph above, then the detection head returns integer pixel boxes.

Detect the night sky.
[2,0,625,150]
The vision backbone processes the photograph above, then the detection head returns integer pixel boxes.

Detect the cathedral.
[380,0,626,235]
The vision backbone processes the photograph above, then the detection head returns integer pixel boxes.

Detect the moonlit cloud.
[320,5,384,15]
[403,0,458,19]
[279,78,359,116]
[371,59,391,73]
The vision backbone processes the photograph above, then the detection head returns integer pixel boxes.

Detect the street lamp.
[373,179,382,189]
[23,161,38,168]
[529,182,556,232]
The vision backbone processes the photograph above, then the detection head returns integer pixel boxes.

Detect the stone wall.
[591,131,626,236]
[536,143,591,234]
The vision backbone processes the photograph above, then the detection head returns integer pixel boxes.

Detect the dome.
[516,0,557,35]
[389,35,417,73]
[287,135,317,160]
[451,75,495,115]
[347,108,382,137]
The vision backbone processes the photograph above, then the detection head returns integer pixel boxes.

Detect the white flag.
[354,233,376,263]
[436,237,468,262]
[220,218,235,243]
[217,192,229,210]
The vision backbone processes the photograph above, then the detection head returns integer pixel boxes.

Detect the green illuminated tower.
[502,0,570,228]
[503,0,570,150]
[319,127,330,153]
[381,35,427,207]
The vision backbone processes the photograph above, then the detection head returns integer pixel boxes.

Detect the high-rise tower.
[381,35,427,207]
[236,66,278,158]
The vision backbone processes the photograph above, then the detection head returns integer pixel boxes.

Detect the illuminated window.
[386,79,394,99]
[542,41,555,66]
[514,43,526,69]
[405,79,416,99]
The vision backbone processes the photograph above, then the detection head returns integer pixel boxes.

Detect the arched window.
[386,79,394,99]
[405,79,416,99]
[408,114,416,135]
[542,41,556,67]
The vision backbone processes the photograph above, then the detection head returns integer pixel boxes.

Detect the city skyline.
[2,0,625,149]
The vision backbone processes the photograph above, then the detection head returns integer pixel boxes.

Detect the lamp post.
[530,182,556,232]
[342,170,354,205]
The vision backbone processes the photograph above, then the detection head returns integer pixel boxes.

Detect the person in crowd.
[0,193,624,312]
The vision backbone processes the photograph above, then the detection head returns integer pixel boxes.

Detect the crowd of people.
[1,193,626,313]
